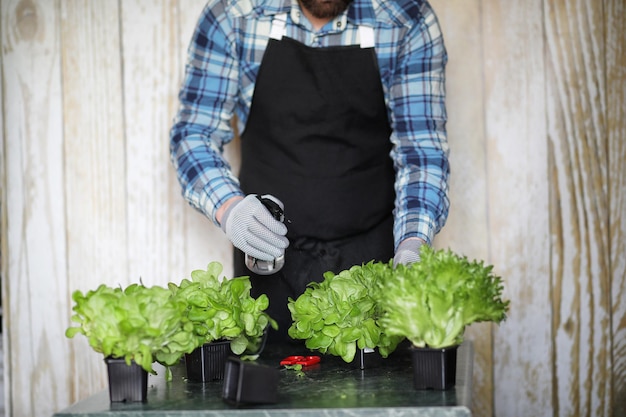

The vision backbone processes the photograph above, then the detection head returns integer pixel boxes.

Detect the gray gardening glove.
[221,194,289,261]
[393,239,425,266]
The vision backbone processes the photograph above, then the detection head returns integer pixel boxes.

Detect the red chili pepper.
[280,355,321,367]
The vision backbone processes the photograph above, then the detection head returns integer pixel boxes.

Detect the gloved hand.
[221,194,289,261]
[393,238,425,266]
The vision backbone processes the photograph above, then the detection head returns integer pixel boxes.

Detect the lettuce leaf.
[168,262,277,356]
[65,283,199,374]
[287,261,404,362]
[379,245,510,348]
[66,261,278,375]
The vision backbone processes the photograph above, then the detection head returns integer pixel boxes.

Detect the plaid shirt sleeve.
[169,2,245,225]
[385,1,450,247]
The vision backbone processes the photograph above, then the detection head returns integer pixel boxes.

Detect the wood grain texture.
[428,1,493,415]
[1,1,72,416]
[545,1,613,415]
[0,7,5,411]
[0,1,624,416]
[0,62,5,417]
[120,0,190,287]
[60,0,127,403]
[482,1,554,416]
[606,0,626,415]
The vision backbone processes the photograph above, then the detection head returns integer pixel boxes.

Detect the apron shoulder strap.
[358,26,375,48]
[269,13,288,40]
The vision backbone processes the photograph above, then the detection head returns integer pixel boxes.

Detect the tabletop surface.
[54,341,473,417]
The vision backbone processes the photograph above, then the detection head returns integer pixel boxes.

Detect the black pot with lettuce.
[65,282,200,401]
[379,245,510,390]
[287,261,404,365]
[167,262,277,382]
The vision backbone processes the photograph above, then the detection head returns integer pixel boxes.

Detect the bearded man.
[170,0,450,343]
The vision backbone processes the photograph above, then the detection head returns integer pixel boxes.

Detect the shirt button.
[337,21,342,28]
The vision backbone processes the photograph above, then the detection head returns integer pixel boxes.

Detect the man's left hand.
[393,238,426,266]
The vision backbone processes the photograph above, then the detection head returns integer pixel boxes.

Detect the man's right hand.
[220,194,289,261]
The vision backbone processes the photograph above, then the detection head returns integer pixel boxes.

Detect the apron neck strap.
[358,26,375,48]
[269,13,376,48]
[269,13,288,40]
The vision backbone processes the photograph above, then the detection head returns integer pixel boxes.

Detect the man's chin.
[299,0,353,19]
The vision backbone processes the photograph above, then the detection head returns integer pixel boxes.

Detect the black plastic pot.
[410,345,458,390]
[104,357,148,402]
[352,347,384,370]
[222,357,279,405]
[185,340,231,382]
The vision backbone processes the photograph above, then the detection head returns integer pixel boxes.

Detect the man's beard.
[299,0,353,19]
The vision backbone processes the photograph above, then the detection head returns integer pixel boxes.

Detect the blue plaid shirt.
[170,0,449,247]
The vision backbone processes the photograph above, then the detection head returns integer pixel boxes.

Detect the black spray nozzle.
[256,195,284,222]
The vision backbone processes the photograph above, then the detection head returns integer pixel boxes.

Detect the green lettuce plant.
[287,261,404,363]
[65,283,199,374]
[65,261,277,377]
[379,245,510,349]
[168,262,278,356]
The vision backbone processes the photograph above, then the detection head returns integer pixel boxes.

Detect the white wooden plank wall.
[482,1,554,416]
[430,1,494,414]
[0,3,5,410]
[1,1,624,417]
[606,0,626,415]
[544,1,613,415]
[2,1,71,416]
[121,0,183,288]
[61,0,128,401]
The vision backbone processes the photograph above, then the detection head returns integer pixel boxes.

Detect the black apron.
[236,20,395,343]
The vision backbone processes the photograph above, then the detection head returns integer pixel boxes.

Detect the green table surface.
[54,341,473,417]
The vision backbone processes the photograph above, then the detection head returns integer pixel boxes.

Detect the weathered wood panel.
[0,1,624,416]
[545,1,613,416]
[606,0,626,415]
[481,1,554,416]
[0,8,5,412]
[1,0,71,416]
[120,0,184,287]
[429,1,493,415]
[60,0,127,403]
